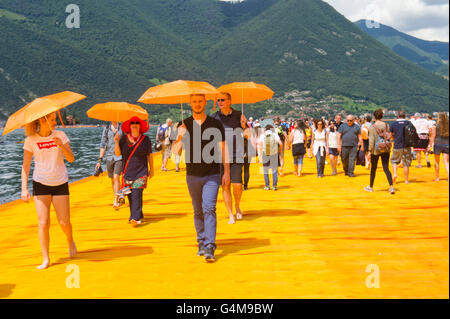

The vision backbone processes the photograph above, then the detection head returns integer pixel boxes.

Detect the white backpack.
[263,132,278,156]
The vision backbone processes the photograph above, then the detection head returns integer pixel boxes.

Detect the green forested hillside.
[0,0,448,124]
[355,20,449,77]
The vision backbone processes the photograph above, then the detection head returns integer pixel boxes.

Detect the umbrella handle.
[57,110,66,128]
[180,97,184,122]
[241,88,244,115]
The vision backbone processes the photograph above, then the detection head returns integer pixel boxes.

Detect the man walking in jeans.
[337,115,363,177]
[172,94,230,262]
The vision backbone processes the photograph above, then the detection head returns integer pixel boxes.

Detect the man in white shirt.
[412,113,432,168]
[156,118,173,172]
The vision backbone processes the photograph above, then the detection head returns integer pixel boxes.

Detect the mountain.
[355,19,449,77]
[0,0,448,124]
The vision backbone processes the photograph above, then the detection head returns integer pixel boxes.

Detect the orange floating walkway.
[0,152,448,298]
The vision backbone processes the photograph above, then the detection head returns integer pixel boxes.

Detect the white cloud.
[220,0,448,41]
[323,0,449,42]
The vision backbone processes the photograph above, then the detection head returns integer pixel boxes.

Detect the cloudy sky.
[323,0,449,42]
[221,0,449,42]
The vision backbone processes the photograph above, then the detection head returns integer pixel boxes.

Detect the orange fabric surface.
[0,152,448,298]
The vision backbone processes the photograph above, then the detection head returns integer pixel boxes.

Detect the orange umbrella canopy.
[217,82,274,104]
[138,80,219,104]
[2,91,86,136]
[86,102,148,122]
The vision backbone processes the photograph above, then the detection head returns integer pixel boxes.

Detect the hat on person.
[121,116,149,134]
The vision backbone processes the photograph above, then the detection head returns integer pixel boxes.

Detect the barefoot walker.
[21,112,77,269]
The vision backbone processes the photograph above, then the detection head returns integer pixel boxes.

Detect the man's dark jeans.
[341,146,358,176]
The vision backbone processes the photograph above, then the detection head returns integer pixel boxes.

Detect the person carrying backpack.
[390,110,414,184]
[156,119,173,172]
[273,117,288,176]
[365,109,395,194]
[258,125,283,190]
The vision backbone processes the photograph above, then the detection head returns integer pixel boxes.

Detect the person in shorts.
[211,92,247,224]
[326,120,339,176]
[429,112,449,182]
[96,122,123,209]
[412,113,432,168]
[21,112,77,270]
[390,110,413,184]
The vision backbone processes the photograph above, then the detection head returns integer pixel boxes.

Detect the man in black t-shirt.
[172,94,230,262]
[390,110,412,184]
[211,92,247,224]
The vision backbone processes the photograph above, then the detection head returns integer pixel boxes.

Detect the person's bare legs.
[403,164,410,184]
[112,174,120,206]
[434,154,440,181]
[163,151,169,170]
[416,151,422,167]
[443,153,449,181]
[279,147,285,175]
[330,155,337,175]
[52,195,76,258]
[34,195,52,269]
[392,163,398,184]
[175,148,182,171]
[233,183,243,219]
[222,184,235,224]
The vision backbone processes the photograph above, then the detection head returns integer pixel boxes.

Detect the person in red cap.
[114,116,154,226]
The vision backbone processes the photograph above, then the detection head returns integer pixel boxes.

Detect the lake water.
[0,126,158,204]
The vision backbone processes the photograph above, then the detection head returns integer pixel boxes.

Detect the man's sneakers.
[197,243,206,256]
[197,243,215,262]
[130,219,142,227]
[204,245,215,262]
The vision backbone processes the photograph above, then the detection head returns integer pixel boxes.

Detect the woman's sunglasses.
[130,121,141,125]
[217,99,228,102]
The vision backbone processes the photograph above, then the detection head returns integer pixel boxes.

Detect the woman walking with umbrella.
[114,116,154,226]
[3,91,86,270]
[21,112,77,269]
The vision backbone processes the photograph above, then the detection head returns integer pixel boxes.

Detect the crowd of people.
[20,93,449,267]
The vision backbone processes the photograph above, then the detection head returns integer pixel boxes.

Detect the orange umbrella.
[217,82,274,113]
[2,91,86,136]
[86,102,148,123]
[138,80,219,120]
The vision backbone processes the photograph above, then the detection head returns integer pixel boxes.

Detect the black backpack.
[404,121,419,148]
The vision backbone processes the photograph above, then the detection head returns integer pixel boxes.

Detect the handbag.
[373,123,392,153]
[356,146,366,166]
[119,135,146,191]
